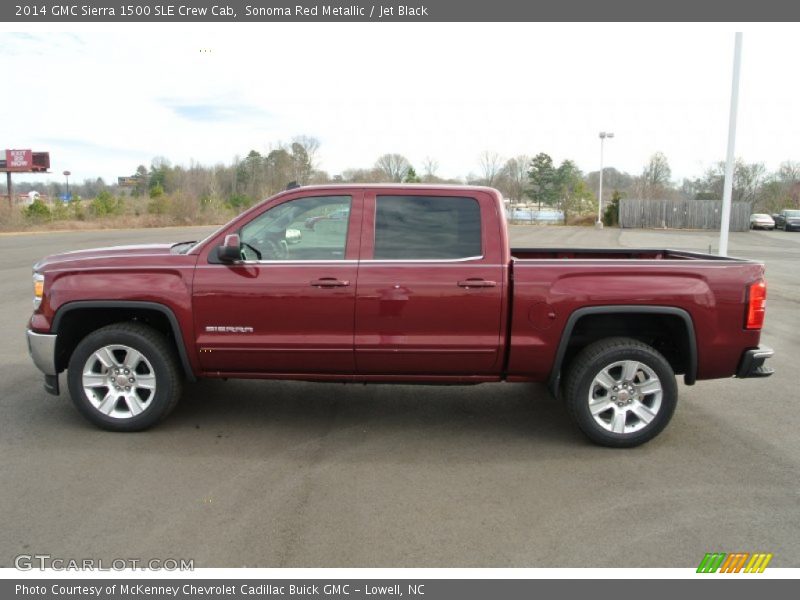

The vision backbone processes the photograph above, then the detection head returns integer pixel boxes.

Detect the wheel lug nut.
[125,386,130,391]
[129,377,135,383]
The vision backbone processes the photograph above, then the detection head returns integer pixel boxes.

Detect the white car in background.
[749,213,775,230]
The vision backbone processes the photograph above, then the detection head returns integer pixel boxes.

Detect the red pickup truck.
[26,185,773,447]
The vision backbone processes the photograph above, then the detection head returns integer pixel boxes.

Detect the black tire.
[67,322,183,431]
[564,337,678,448]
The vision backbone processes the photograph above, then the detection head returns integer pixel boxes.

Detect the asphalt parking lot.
[1,224,798,568]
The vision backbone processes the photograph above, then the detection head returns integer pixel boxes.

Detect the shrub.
[147,195,169,215]
[603,191,622,226]
[51,200,71,221]
[167,192,199,224]
[71,199,85,221]
[226,194,252,211]
[92,191,122,217]
[567,213,597,227]
[25,199,51,221]
[149,184,164,199]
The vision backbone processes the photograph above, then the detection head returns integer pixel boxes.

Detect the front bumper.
[736,346,775,378]
[26,329,59,395]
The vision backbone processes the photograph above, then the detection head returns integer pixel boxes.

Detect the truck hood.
[33,243,179,271]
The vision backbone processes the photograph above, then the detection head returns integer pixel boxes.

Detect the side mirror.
[217,234,242,262]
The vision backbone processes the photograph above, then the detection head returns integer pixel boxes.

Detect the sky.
[2,22,800,186]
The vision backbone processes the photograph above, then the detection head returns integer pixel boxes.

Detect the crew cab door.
[354,191,505,375]
[192,191,362,373]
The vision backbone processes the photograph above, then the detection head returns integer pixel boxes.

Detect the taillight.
[746,280,767,330]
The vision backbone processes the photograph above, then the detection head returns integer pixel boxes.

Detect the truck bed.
[504,247,764,385]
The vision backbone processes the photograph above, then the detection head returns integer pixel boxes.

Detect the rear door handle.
[457,279,496,289]
[310,278,350,288]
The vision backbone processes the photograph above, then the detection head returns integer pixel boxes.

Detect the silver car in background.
[749,213,775,230]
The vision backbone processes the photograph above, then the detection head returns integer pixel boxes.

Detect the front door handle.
[457,278,496,289]
[310,277,350,288]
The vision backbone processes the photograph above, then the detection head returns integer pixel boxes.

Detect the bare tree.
[643,152,672,188]
[634,152,673,199]
[422,156,439,182]
[777,161,800,184]
[375,153,411,182]
[497,155,530,203]
[478,150,503,187]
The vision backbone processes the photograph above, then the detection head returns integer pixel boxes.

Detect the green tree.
[403,166,422,183]
[603,190,623,226]
[132,165,149,197]
[25,198,51,221]
[555,160,593,224]
[149,157,171,193]
[527,153,558,209]
[92,190,121,216]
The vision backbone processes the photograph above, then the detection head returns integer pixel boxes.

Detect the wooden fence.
[619,199,750,231]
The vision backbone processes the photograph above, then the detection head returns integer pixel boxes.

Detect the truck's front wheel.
[67,323,182,431]
[564,337,677,448]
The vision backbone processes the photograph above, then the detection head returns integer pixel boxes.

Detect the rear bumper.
[736,346,775,378]
[26,329,60,395]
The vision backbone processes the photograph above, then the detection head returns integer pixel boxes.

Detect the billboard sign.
[5,149,33,170]
[117,176,140,187]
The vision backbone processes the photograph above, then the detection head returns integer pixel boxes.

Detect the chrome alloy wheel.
[82,344,156,419]
[587,360,663,435]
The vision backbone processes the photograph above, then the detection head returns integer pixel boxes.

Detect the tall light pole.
[596,132,614,229]
[719,32,742,257]
[63,170,71,200]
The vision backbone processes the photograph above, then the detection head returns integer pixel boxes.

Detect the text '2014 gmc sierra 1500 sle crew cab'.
[26,185,774,447]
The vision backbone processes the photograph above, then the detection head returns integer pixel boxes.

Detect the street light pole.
[719,33,742,257]
[596,132,614,229]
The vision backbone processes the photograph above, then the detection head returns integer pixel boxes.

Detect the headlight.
[33,272,44,310]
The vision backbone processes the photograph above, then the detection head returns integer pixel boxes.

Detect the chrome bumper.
[27,329,60,395]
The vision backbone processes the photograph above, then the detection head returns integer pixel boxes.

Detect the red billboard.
[5,149,33,170]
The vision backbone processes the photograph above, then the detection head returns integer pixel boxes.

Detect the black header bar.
[4,0,800,22]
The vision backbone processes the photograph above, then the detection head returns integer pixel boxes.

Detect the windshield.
[785,210,800,217]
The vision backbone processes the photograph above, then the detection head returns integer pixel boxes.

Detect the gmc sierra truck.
[26,185,774,447]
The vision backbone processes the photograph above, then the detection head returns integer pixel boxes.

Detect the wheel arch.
[51,300,196,381]
[548,306,697,396]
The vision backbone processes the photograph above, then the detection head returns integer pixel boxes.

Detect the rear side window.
[374,195,482,260]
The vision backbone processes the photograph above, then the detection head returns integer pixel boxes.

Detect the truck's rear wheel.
[564,337,677,447]
[67,323,182,431]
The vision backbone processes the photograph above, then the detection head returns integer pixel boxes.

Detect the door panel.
[193,262,357,373]
[354,263,503,374]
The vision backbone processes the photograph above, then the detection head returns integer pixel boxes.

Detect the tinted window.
[374,196,482,260]
[240,195,350,260]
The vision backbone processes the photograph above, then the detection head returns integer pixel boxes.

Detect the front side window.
[374,195,482,260]
[240,195,351,260]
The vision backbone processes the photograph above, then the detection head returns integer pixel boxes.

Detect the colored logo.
[697,552,773,573]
